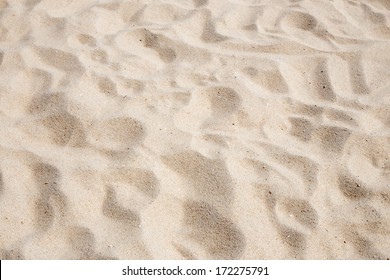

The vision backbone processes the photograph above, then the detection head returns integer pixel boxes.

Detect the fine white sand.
[0,0,390,260]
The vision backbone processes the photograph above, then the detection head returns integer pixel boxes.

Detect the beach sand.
[0,0,390,259]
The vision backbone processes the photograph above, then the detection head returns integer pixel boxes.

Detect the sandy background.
[0,0,390,260]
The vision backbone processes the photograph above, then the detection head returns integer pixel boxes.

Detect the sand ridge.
[0,0,390,259]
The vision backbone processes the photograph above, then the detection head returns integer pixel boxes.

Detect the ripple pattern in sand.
[0,0,389,259]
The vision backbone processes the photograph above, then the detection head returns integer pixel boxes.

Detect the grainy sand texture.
[0,0,390,260]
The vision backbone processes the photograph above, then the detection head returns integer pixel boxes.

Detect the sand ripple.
[0,0,389,259]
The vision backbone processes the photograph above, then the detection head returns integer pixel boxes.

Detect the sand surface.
[0,0,390,260]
